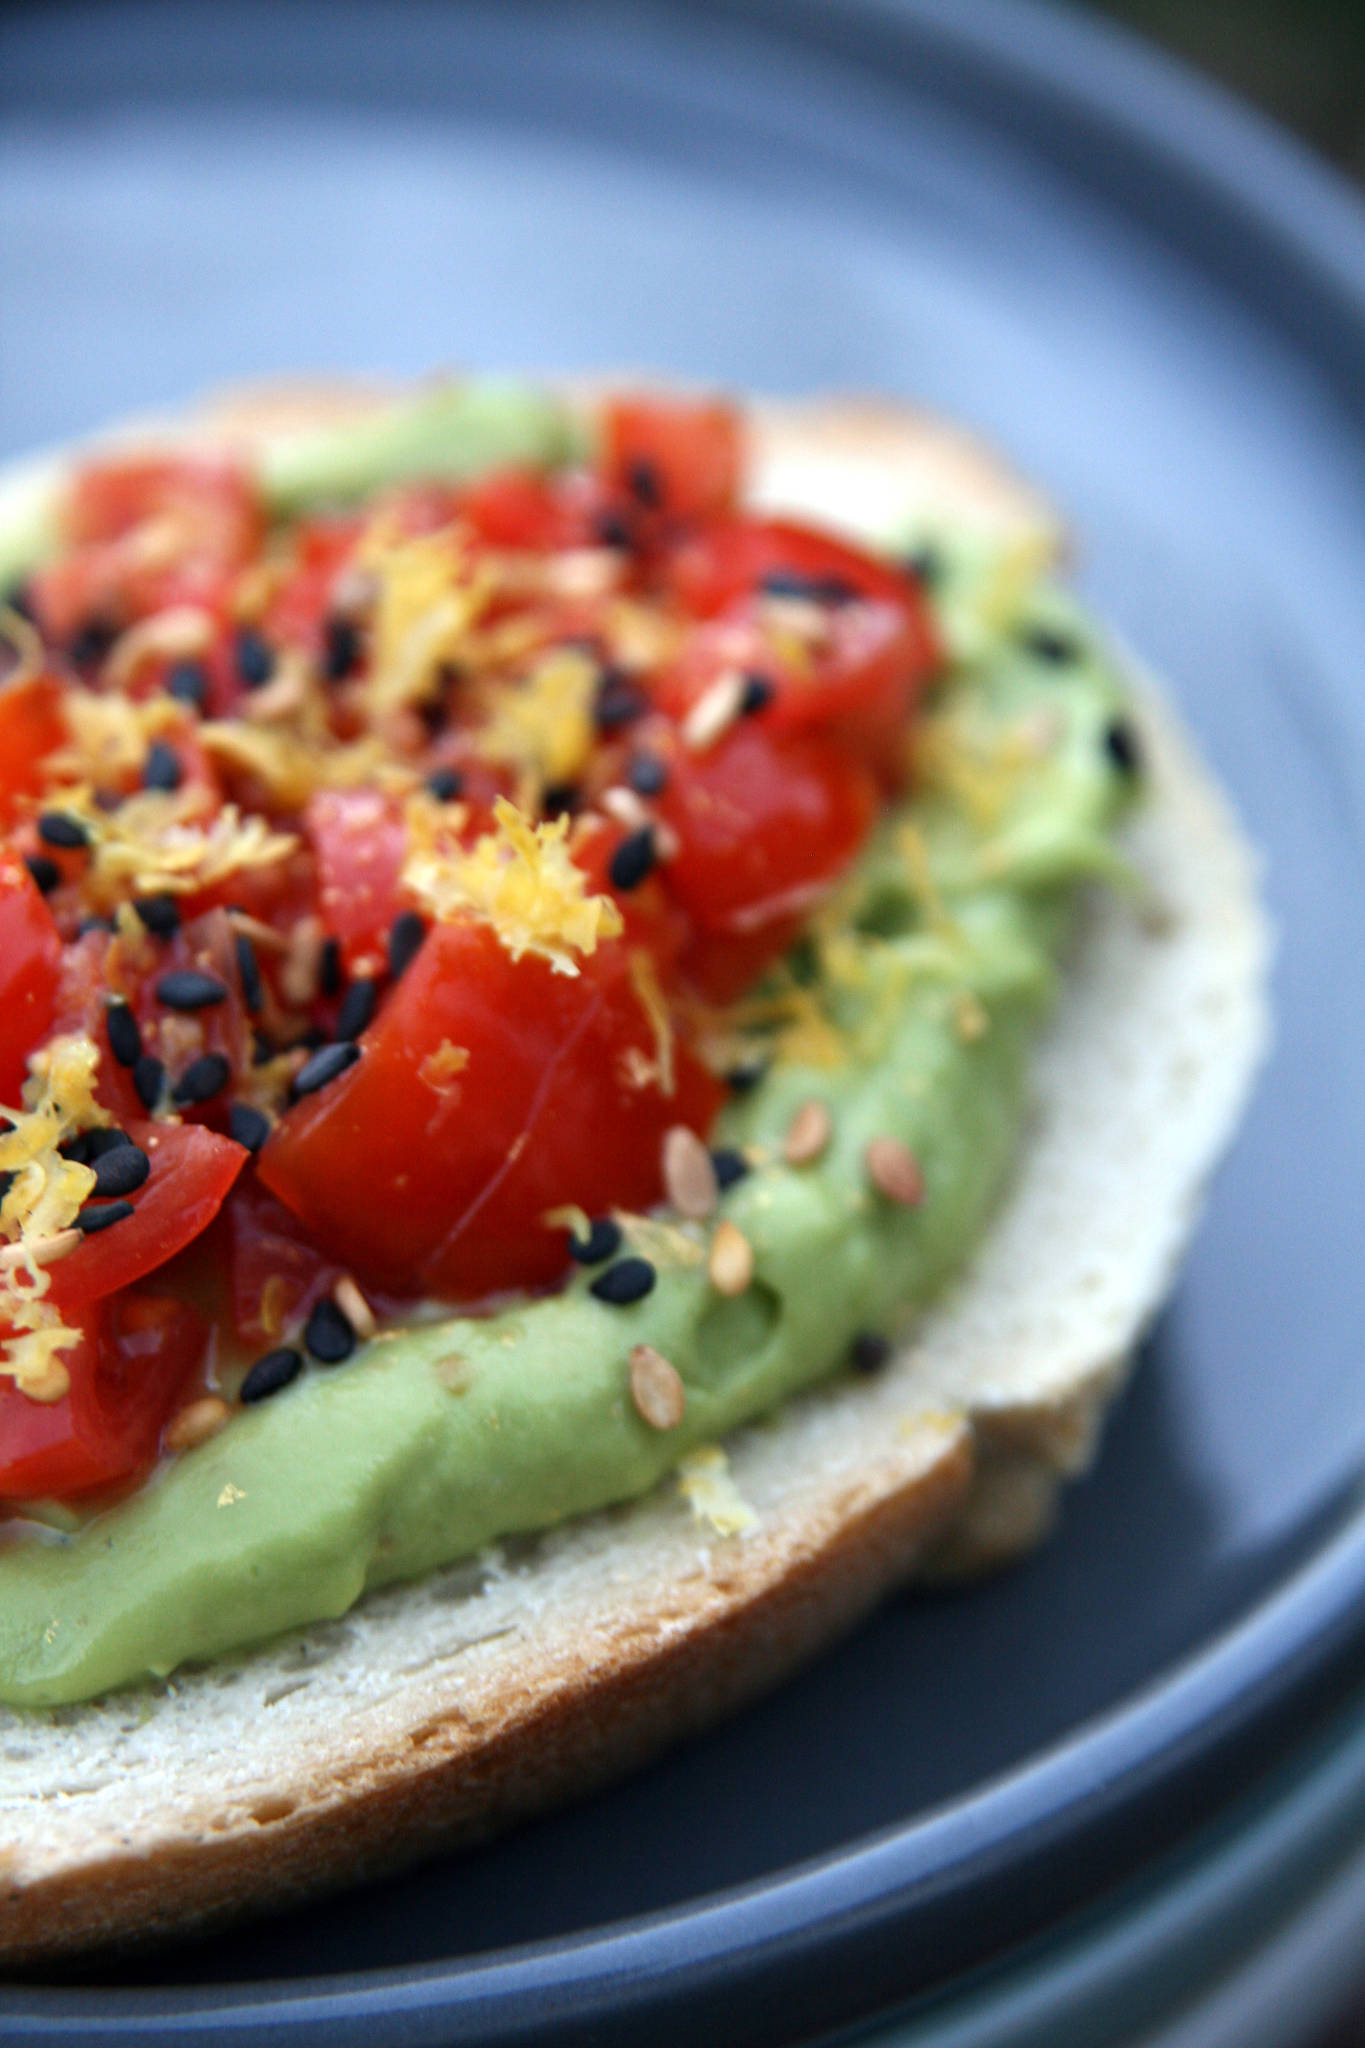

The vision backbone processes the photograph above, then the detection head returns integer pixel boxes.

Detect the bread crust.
[0,385,1270,1963]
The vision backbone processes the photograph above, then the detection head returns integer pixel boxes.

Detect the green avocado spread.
[0,388,1137,1708]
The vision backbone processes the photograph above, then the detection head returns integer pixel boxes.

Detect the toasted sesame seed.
[1104,717,1141,777]
[322,615,362,682]
[568,1217,622,1266]
[608,826,657,893]
[626,751,668,797]
[850,1331,892,1374]
[333,1275,377,1340]
[335,977,377,1042]
[708,1219,754,1297]
[133,1053,166,1111]
[133,892,181,939]
[629,1345,686,1430]
[24,853,60,895]
[740,672,775,716]
[105,1000,143,1070]
[90,1143,150,1199]
[37,811,91,851]
[75,1198,135,1235]
[165,1395,231,1453]
[662,1124,719,1220]
[305,1294,356,1365]
[710,1147,749,1191]
[235,626,275,688]
[293,1040,360,1098]
[228,1102,271,1153]
[783,1098,833,1166]
[682,670,745,752]
[156,968,228,1011]
[142,740,183,793]
[240,1346,303,1404]
[234,931,264,1014]
[166,659,209,710]
[589,1257,656,1306]
[388,910,426,979]
[864,1135,925,1207]
[173,1052,231,1106]
[426,765,464,802]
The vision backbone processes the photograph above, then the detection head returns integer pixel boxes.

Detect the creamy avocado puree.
[0,394,1136,1707]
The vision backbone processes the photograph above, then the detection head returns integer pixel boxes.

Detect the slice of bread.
[0,392,1269,1964]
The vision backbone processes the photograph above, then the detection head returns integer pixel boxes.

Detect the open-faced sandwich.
[0,382,1268,1960]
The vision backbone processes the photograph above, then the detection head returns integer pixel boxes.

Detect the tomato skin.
[307,788,410,980]
[0,858,62,1103]
[602,396,743,523]
[656,723,879,1003]
[0,1294,205,1503]
[259,920,723,1301]
[0,672,66,828]
[49,1121,247,1315]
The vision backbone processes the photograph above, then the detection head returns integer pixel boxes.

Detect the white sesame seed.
[782,1098,833,1166]
[164,1395,232,1454]
[682,670,746,752]
[864,1136,925,1207]
[601,786,652,832]
[662,1125,720,1220]
[629,1344,686,1430]
[334,1275,377,1341]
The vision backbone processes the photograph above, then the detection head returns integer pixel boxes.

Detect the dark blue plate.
[2,2,1365,2041]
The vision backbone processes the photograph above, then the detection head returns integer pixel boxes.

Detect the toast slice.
[0,391,1269,1963]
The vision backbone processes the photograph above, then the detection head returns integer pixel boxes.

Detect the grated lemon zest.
[360,520,493,718]
[626,947,676,1096]
[51,687,182,787]
[678,1445,758,1538]
[44,785,298,906]
[475,646,597,794]
[403,795,622,977]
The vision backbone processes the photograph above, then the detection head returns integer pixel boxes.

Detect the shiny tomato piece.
[602,396,743,523]
[0,857,61,1103]
[0,671,66,827]
[657,723,879,1002]
[49,1121,247,1314]
[227,1179,346,1349]
[259,920,723,1301]
[454,467,594,552]
[307,788,409,979]
[0,1293,205,1503]
[263,515,365,658]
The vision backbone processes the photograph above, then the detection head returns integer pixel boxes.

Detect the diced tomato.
[656,723,879,1003]
[226,1179,346,1349]
[259,919,723,1301]
[0,857,62,1103]
[452,467,590,552]
[0,671,66,827]
[49,1121,247,1315]
[263,515,365,659]
[306,788,410,980]
[602,396,743,524]
[28,456,263,643]
[0,1294,206,1503]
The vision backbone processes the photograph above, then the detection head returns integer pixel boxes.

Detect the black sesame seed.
[541,782,580,819]
[85,1126,134,1161]
[425,766,464,803]
[388,910,426,979]
[37,811,91,852]
[1104,717,1142,778]
[292,1040,360,1098]
[318,936,343,1000]
[3,581,34,622]
[608,826,657,893]
[850,1330,892,1375]
[142,740,183,793]
[710,1147,750,1192]
[626,751,668,797]
[67,619,117,668]
[105,1001,143,1069]
[593,508,635,551]
[335,977,377,1043]
[91,1143,150,1199]
[165,660,209,711]
[1022,625,1079,665]
[133,1053,166,1111]
[24,854,60,896]
[304,1295,356,1366]
[589,1256,657,1306]
[251,1027,277,1065]
[235,627,275,689]
[322,615,361,683]
[567,1217,622,1266]
[0,1169,13,1208]
[133,892,181,940]
[78,913,116,936]
[156,968,228,1011]
[761,570,856,606]
[228,1102,271,1153]
[234,932,264,1014]
[724,1060,769,1095]
[626,457,663,510]
[902,544,942,588]
[74,1198,135,1235]
[594,669,647,731]
[297,1024,330,1051]
[173,1052,232,1106]
[240,1346,303,1404]
[739,672,775,717]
